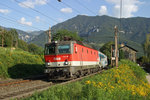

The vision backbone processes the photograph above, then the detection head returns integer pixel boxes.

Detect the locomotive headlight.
[47,60,50,66]
[47,62,50,65]
[65,61,68,65]
[64,60,68,65]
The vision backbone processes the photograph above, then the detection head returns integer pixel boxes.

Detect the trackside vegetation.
[0,47,44,79]
[24,60,150,100]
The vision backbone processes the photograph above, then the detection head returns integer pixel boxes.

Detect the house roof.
[119,45,138,52]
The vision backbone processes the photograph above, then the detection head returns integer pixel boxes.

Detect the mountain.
[1,26,35,42]
[28,31,48,47]
[28,30,44,36]
[28,15,150,56]
[52,15,150,44]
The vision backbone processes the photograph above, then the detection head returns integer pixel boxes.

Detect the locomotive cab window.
[58,44,70,54]
[45,44,56,55]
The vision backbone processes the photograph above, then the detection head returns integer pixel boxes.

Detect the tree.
[28,43,43,55]
[18,39,28,51]
[9,29,18,48]
[100,41,114,59]
[0,27,6,47]
[0,28,19,48]
[143,34,150,58]
[100,41,114,64]
[4,30,12,47]
[52,29,83,41]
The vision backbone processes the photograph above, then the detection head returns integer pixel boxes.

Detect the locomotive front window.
[58,44,70,54]
[45,44,56,55]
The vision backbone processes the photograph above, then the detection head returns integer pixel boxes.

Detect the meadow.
[0,47,44,79]
[24,60,150,100]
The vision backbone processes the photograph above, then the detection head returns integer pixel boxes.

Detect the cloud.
[60,8,72,13]
[35,16,40,22]
[18,17,32,26]
[0,9,10,14]
[19,0,47,8]
[105,0,142,18]
[99,5,107,15]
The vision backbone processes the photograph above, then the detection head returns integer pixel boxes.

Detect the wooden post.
[114,26,118,68]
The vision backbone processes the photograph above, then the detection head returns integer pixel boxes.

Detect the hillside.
[29,15,148,56]
[52,15,150,44]
[1,26,45,42]
[0,26,35,42]
[28,30,44,36]
[0,47,44,79]
[28,31,48,47]
[24,60,150,100]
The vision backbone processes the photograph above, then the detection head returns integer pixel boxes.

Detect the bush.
[28,43,43,55]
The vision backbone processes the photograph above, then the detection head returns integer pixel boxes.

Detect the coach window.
[82,48,84,52]
[87,49,88,54]
[91,51,92,54]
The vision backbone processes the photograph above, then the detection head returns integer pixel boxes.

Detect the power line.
[60,1,81,14]
[14,0,58,23]
[119,0,123,44]
[46,2,66,17]
[76,0,96,15]
[0,2,50,26]
[0,15,41,30]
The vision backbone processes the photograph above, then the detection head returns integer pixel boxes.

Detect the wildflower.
[139,90,147,96]
[132,91,136,95]
[85,80,91,84]
[98,82,103,87]
[92,81,96,86]
[110,86,114,89]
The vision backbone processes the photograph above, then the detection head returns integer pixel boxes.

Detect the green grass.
[23,60,150,100]
[0,47,44,79]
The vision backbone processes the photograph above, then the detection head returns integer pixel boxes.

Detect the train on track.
[44,41,108,80]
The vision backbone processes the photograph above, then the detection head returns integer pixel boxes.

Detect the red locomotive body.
[44,41,101,79]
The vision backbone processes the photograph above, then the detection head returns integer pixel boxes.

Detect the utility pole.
[48,26,51,43]
[114,26,118,68]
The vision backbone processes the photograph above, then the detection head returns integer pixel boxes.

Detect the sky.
[0,0,150,32]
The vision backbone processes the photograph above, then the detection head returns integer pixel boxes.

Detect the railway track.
[0,69,106,100]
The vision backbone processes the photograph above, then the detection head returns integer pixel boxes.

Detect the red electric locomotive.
[44,41,101,80]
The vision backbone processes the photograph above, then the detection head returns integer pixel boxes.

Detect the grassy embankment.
[24,60,150,100]
[0,47,44,79]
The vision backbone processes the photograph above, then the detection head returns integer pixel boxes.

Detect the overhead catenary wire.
[59,1,81,14]
[76,0,96,15]
[0,15,41,30]
[119,0,123,44]
[46,2,66,18]
[0,2,50,26]
[14,0,58,23]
